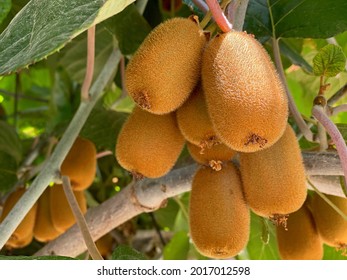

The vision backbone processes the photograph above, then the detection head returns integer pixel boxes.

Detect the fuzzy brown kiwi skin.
[239,124,307,218]
[116,106,185,178]
[202,31,288,153]
[60,137,97,191]
[50,184,87,233]
[189,163,250,259]
[125,17,207,114]
[0,188,38,248]
[276,204,323,260]
[176,85,219,148]
[311,193,347,248]
[33,188,61,242]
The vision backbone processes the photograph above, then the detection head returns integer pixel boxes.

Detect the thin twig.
[205,0,232,32]
[327,84,347,106]
[317,122,328,151]
[81,26,96,102]
[312,105,347,193]
[96,150,113,159]
[272,37,315,142]
[62,176,103,260]
[330,104,347,116]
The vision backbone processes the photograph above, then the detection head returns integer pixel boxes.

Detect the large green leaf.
[107,4,151,55]
[0,0,11,26]
[80,104,127,152]
[0,0,135,75]
[163,231,189,260]
[246,213,280,260]
[0,120,22,162]
[244,0,347,39]
[0,151,18,194]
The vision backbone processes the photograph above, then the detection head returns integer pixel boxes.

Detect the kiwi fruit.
[0,188,37,248]
[189,162,250,259]
[276,204,323,260]
[33,188,61,242]
[187,141,235,171]
[239,124,307,218]
[60,136,97,191]
[116,106,185,178]
[202,31,288,152]
[50,184,87,233]
[125,17,207,114]
[176,86,220,149]
[96,234,114,258]
[311,193,347,248]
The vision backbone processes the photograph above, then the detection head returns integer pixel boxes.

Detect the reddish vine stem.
[205,0,232,32]
[312,105,347,193]
[62,176,103,260]
[81,26,96,101]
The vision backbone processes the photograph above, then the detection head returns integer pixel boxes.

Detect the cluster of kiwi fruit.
[277,193,347,259]
[115,14,312,259]
[0,137,96,248]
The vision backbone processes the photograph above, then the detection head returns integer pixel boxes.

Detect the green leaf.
[0,151,18,194]
[111,245,146,260]
[107,4,151,55]
[313,44,346,77]
[0,255,76,260]
[154,199,179,230]
[246,212,280,260]
[80,104,127,152]
[0,0,135,75]
[163,231,189,260]
[244,0,347,39]
[0,0,11,26]
[0,120,22,162]
[323,244,347,260]
[279,39,313,74]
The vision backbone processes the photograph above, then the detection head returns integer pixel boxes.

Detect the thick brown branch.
[35,152,343,257]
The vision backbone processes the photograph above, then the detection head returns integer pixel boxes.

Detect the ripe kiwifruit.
[276,204,323,260]
[0,188,37,248]
[60,136,97,191]
[176,85,220,149]
[50,184,87,233]
[311,193,347,248]
[33,188,61,242]
[187,141,235,171]
[239,124,307,218]
[116,106,185,178]
[96,234,114,258]
[202,31,288,152]
[125,17,207,114]
[189,163,250,259]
